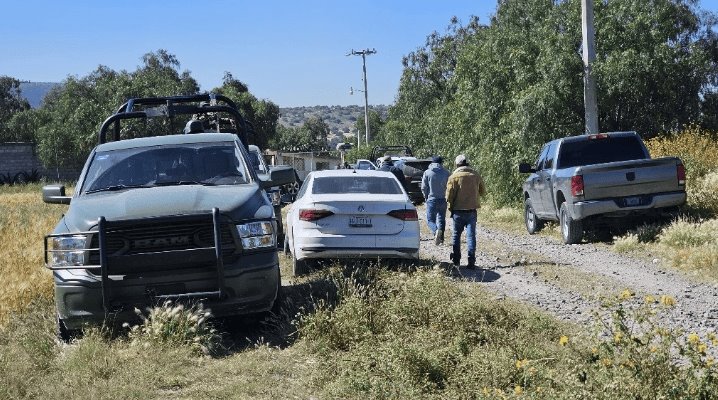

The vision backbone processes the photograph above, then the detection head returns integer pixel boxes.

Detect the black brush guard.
[45,208,227,315]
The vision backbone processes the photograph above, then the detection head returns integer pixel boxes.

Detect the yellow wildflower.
[601,358,613,367]
[528,367,536,375]
[614,333,623,343]
[483,387,489,396]
[592,347,598,355]
[644,295,655,304]
[536,387,543,393]
[559,335,569,346]
[688,333,700,345]
[660,295,676,307]
[515,359,528,369]
[514,386,523,395]
[649,346,657,353]
[619,289,634,300]
[709,333,718,346]
[699,344,708,354]
[707,357,715,367]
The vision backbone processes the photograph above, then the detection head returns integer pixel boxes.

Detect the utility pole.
[582,0,599,135]
[347,48,377,145]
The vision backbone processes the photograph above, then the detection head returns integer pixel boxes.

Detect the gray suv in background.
[43,94,295,340]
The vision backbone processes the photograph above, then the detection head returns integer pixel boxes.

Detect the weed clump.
[125,301,220,355]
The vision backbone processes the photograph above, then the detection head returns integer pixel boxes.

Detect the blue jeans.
[425,198,447,235]
[451,210,477,262]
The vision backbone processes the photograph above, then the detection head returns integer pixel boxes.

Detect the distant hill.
[279,104,389,143]
[19,82,60,108]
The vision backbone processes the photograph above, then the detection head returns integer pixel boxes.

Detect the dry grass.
[0,184,66,326]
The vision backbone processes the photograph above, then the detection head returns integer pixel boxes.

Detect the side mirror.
[259,165,296,189]
[43,185,71,204]
[518,163,536,174]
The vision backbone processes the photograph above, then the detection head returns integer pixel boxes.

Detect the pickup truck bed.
[519,131,686,244]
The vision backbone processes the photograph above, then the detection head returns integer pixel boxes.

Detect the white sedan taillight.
[299,209,334,221]
[387,209,418,221]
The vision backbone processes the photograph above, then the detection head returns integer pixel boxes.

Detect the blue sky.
[1,1,716,107]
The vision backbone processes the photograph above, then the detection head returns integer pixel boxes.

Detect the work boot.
[434,230,444,245]
[467,256,476,270]
[450,252,460,267]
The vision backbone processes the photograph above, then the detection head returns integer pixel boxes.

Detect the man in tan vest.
[445,154,486,269]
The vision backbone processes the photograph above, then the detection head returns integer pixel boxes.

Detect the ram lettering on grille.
[133,236,191,249]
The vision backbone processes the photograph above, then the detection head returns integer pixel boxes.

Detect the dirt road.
[419,218,718,338]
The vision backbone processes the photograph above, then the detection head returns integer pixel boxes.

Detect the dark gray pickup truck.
[519,131,686,244]
[43,94,295,341]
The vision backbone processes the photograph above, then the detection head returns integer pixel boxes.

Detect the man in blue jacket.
[421,156,450,245]
[378,156,407,188]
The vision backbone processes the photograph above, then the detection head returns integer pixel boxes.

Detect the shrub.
[645,126,718,181]
[687,171,718,216]
[125,301,220,355]
[657,218,718,279]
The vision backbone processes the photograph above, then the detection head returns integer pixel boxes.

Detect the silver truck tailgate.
[580,157,680,200]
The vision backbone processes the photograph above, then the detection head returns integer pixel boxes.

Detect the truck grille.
[88,217,237,264]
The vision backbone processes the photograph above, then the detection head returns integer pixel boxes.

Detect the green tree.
[0,76,31,141]
[34,50,200,168]
[213,72,280,150]
[355,109,385,142]
[385,0,718,205]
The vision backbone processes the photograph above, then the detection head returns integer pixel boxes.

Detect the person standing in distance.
[421,156,450,245]
[445,154,486,269]
[378,156,407,188]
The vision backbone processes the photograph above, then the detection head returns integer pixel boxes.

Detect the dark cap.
[432,156,443,164]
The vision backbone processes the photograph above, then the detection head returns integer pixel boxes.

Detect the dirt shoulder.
[418,216,718,338]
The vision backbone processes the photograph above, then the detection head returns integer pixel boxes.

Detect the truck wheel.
[56,315,79,343]
[293,257,309,277]
[559,203,583,244]
[524,198,544,234]
[274,205,285,247]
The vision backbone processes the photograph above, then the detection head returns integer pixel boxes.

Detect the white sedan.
[285,169,420,275]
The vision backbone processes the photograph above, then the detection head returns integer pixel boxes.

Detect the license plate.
[349,216,372,227]
[625,196,641,206]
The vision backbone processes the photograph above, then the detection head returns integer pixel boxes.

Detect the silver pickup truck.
[519,131,686,244]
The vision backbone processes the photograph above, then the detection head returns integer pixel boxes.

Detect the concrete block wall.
[0,142,81,182]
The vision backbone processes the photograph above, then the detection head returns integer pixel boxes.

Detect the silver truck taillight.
[677,164,686,186]
[571,175,584,197]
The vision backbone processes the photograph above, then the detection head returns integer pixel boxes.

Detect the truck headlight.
[236,221,275,249]
[49,235,90,267]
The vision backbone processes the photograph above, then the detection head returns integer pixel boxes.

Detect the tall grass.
[297,266,718,398]
[0,184,64,326]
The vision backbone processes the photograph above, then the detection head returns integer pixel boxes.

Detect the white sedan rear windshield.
[312,176,402,195]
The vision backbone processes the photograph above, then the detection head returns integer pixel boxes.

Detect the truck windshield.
[81,142,250,194]
[557,137,647,168]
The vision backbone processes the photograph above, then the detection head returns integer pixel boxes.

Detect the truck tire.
[524,198,545,234]
[56,315,79,343]
[293,257,308,277]
[274,205,285,247]
[559,203,583,244]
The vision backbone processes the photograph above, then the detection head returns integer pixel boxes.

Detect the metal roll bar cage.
[98,93,252,147]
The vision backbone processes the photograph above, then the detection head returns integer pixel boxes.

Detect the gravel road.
[418,215,718,338]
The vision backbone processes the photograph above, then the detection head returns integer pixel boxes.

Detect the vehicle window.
[543,142,557,170]
[557,137,648,168]
[248,151,267,173]
[295,177,310,199]
[535,145,549,170]
[81,142,250,194]
[357,161,374,170]
[312,176,403,195]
